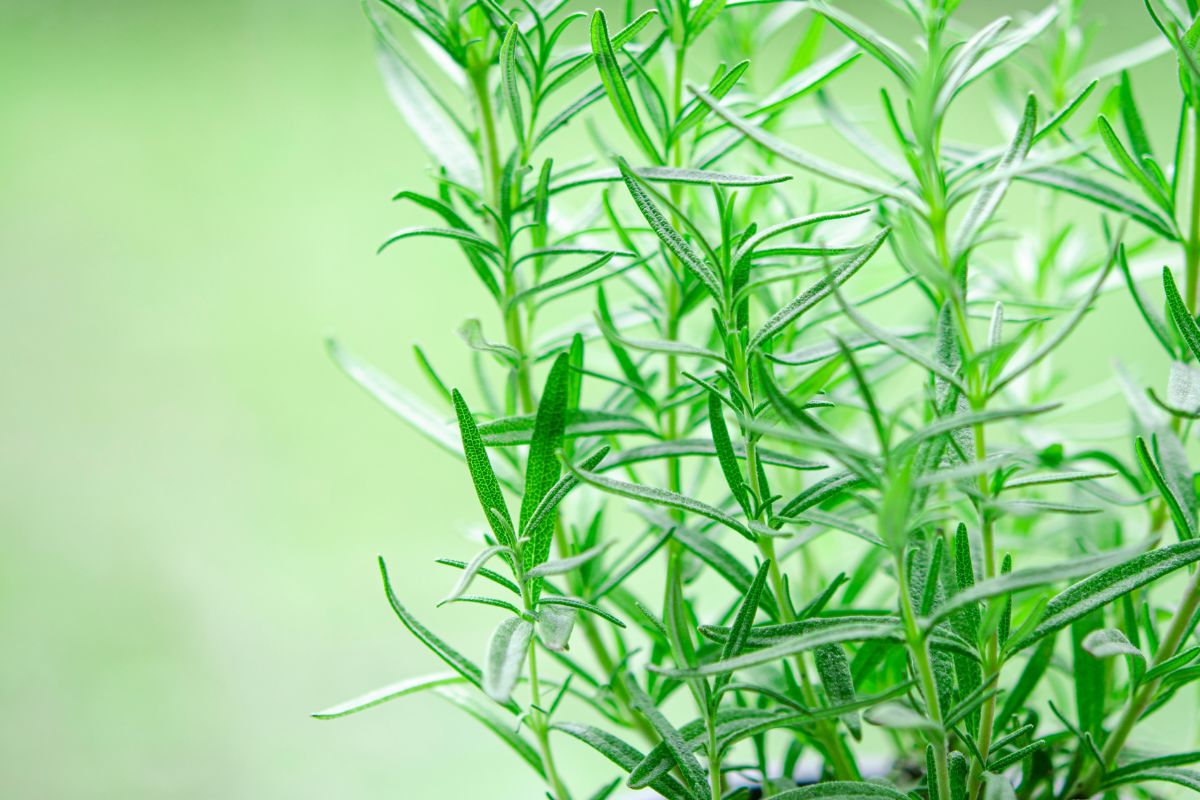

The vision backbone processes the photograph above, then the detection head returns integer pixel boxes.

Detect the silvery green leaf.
[373,42,480,190]
[693,87,918,205]
[1082,628,1145,662]
[961,6,1057,86]
[752,45,861,119]
[525,543,609,579]
[1164,266,1200,361]
[1075,37,1171,86]
[441,544,515,604]
[1001,470,1117,490]
[1168,361,1200,413]
[808,0,917,85]
[499,23,525,154]
[651,622,959,678]
[312,672,466,720]
[483,617,533,704]
[537,603,577,652]
[862,702,937,732]
[457,318,521,367]
[1134,436,1196,541]
[982,772,1017,800]
[326,339,464,461]
[379,226,501,256]
[1142,646,1200,681]
[519,354,571,592]
[927,539,1152,628]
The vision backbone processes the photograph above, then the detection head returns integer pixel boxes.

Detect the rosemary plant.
[317,2,1200,799]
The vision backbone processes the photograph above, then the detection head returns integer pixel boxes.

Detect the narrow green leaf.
[453,390,517,553]
[1098,116,1171,213]
[1020,167,1176,240]
[693,87,916,203]
[1164,266,1200,361]
[928,539,1152,629]
[1134,436,1196,540]
[763,781,909,800]
[477,409,656,445]
[590,10,660,162]
[435,688,543,775]
[709,393,749,514]
[327,339,464,461]
[598,439,825,474]
[312,672,466,720]
[1008,539,1200,652]
[954,94,1036,259]
[623,675,709,797]
[750,228,891,351]
[537,595,627,628]
[617,158,722,301]
[441,544,514,604]
[717,560,772,693]
[379,226,502,256]
[500,23,525,153]
[1102,767,1200,793]
[652,622,974,678]
[520,354,571,586]
[378,558,517,710]
[553,722,693,800]
[564,458,758,541]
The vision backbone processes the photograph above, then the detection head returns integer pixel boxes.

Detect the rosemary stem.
[899,556,954,800]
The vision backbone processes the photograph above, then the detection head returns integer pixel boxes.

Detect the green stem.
[898,554,954,800]
[520,576,571,800]
[527,632,572,800]
[707,722,723,800]
[1186,109,1200,310]
[469,65,503,210]
[966,421,999,800]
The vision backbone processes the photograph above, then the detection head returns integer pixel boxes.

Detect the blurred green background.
[0,1,1178,797]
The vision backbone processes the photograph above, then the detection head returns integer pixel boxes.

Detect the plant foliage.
[317,1,1200,798]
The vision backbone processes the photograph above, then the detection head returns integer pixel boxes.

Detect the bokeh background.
[0,1,1179,797]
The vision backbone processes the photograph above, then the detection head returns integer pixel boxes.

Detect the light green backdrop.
[0,1,1177,797]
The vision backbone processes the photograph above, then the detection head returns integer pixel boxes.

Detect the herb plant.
[317,1,1200,798]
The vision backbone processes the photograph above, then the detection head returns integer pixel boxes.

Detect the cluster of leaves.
[317,1,1200,799]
